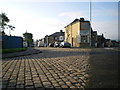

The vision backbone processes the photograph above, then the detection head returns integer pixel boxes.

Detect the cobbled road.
[1,47,119,89]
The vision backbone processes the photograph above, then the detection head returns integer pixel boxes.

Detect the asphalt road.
[88,48,119,88]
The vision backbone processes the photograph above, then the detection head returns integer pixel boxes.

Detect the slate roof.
[49,31,64,37]
[64,18,90,28]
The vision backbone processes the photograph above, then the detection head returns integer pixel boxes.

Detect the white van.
[38,41,44,47]
[23,41,28,47]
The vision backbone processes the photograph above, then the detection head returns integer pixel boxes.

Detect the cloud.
[58,8,118,23]
[0,6,66,39]
[92,20,118,40]
[6,16,66,40]
[59,11,89,21]
[92,9,118,17]
[0,6,66,40]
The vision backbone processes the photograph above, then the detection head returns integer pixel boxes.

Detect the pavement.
[1,47,119,89]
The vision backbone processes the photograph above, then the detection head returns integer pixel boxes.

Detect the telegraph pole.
[90,0,92,47]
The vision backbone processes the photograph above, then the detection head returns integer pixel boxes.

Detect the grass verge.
[2,48,27,54]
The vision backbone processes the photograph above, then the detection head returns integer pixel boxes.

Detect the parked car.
[54,42,61,47]
[30,43,35,47]
[49,43,54,47]
[59,41,71,48]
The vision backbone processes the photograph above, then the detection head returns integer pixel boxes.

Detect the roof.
[92,31,97,35]
[71,18,79,24]
[93,31,97,33]
[23,32,33,35]
[49,31,64,37]
[97,35,105,40]
[97,35,102,37]
[64,18,90,28]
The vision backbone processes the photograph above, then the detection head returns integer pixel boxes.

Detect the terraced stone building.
[65,18,93,47]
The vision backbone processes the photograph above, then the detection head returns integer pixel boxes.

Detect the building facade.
[44,30,64,46]
[23,32,33,47]
[97,34,106,47]
[91,31,98,47]
[65,18,91,47]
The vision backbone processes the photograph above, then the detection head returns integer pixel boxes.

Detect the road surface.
[2,47,119,89]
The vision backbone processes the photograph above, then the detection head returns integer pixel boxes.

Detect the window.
[55,37,58,40]
[59,36,64,41]
[81,35,88,43]
[81,22,90,30]
[80,30,89,35]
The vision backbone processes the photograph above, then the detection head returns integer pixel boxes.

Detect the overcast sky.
[0,0,119,41]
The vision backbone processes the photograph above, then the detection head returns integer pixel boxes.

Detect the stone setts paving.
[2,48,91,89]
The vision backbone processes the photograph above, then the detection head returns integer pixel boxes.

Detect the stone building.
[104,39,112,47]
[23,32,33,47]
[64,18,92,47]
[91,31,98,47]
[64,18,110,48]
[97,34,105,47]
[44,30,64,46]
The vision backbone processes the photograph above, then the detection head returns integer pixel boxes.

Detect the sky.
[0,0,119,41]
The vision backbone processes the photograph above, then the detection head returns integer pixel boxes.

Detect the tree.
[0,31,6,36]
[7,25,15,36]
[0,13,10,31]
[0,13,15,36]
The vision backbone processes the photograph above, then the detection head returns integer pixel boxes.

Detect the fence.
[2,35,23,49]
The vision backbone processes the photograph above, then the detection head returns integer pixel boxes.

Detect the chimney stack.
[60,30,63,32]
[80,18,84,21]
